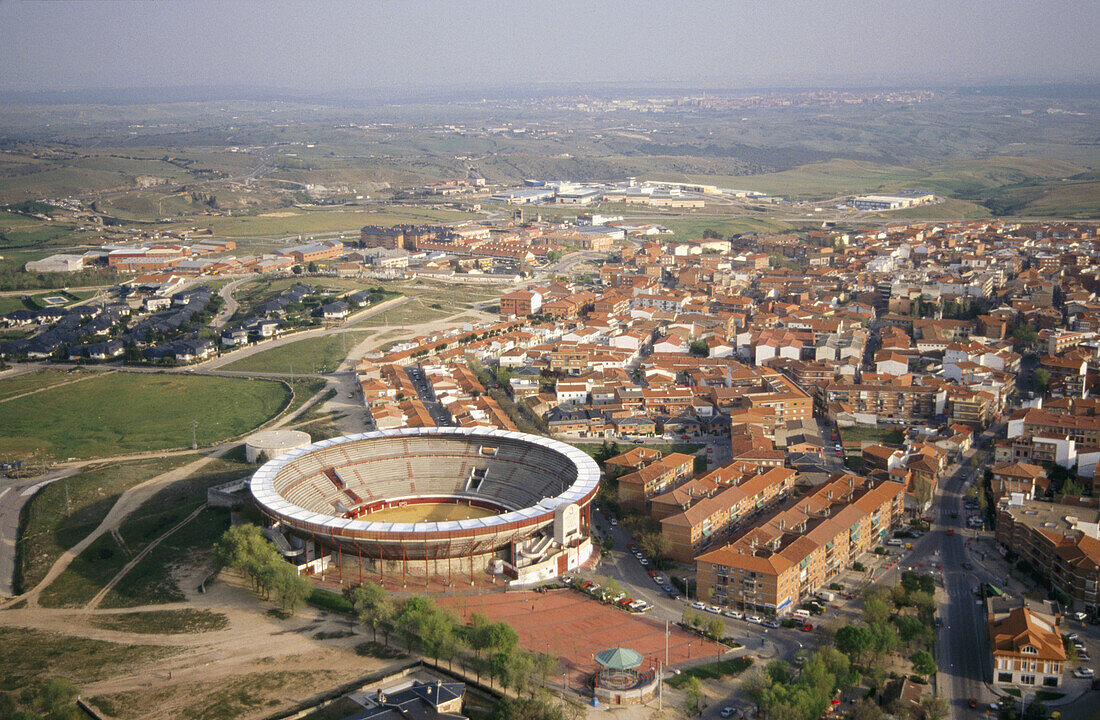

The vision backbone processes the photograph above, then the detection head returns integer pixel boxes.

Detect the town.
[3,208,1100,720]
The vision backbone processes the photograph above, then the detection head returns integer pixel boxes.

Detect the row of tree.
[346,582,558,695]
[212,524,313,611]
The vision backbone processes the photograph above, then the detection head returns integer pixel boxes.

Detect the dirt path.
[85,505,206,610]
[0,570,395,718]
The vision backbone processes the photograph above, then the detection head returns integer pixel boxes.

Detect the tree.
[396,595,436,651]
[850,698,884,720]
[766,661,791,684]
[683,675,704,714]
[351,582,389,641]
[835,625,874,665]
[707,617,725,641]
[270,562,312,612]
[868,622,898,659]
[861,588,893,626]
[689,339,709,357]
[639,532,670,561]
[532,652,558,686]
[702,228,721,239]
[1034,368,1051,391]
[419,608,456,663]
[894,615,931,650]
[910,650,937,677]
[1011,322,1037,346]
[919,695,949,720]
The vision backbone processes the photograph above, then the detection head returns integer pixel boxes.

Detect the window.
[1043,677,1059,687]
[1021,675,1035,685]
[998,673,1013,683]
[1021,646,1037,655]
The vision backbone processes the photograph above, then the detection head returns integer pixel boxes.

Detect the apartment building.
[990,462,1048,501]
[822,382,943,421]
[661,467,797,562]
[995,496,1100,612]
[988,606,1066,688]
[696,474,907,614]
[616,452,695,511]
[500,289,542,318]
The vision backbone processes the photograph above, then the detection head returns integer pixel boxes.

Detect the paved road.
[0,467,81,596]
[212,278,247,328]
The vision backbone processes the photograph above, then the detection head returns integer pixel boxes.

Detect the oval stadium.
[249,427,600,584]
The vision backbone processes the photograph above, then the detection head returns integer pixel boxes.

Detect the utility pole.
[191,420,199,450]
[665,619,670,667]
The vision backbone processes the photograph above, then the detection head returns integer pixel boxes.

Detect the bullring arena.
[249,427,601,585]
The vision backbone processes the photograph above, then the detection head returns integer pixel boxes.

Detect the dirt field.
[366,502,500,523]
[438,589,724,673]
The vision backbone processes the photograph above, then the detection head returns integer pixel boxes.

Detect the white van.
[792,609,811,620]
[886,539,904,546]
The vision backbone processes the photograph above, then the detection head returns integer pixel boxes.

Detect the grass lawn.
[39,451,250,608]
[223,330,376,374]
[0,294,30,314]
[666,657,753,689]
[0,367,82,400]
[88,609,229,634]
[16,454,199,593]
[658,215,800,239]
[102,507,232,608]
[839,426,906,446]
[0,625,175,692]
[0,372,291,460]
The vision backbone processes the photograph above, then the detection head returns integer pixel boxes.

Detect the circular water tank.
[245,429,311,464]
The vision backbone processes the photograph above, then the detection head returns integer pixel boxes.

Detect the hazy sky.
[2,0,1098,94]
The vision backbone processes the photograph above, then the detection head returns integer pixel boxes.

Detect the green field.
[658,215,801,239]
[840,426,906,446]
[689,155,1094,216]
[0,367,85,400]
[39,453,251,608]
[101,507,231,608]
[0,373,291,460]
[162,206,480,239]
[222,330,376,374]
[16,455,199,593]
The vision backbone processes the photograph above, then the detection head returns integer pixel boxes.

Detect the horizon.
[2,1,1099,95]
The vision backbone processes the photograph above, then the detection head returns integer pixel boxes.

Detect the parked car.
[801,623,814,632]
[968,698,978,709]
[762,619,781,629]
[691,601,706,610]
[721,708,736,718]
[1074,667,1095,678]
[723,609,743,619]
[706,605,722,614]
[746,615,763,624]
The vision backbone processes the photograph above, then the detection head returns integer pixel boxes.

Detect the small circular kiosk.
[592,647,658,706]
